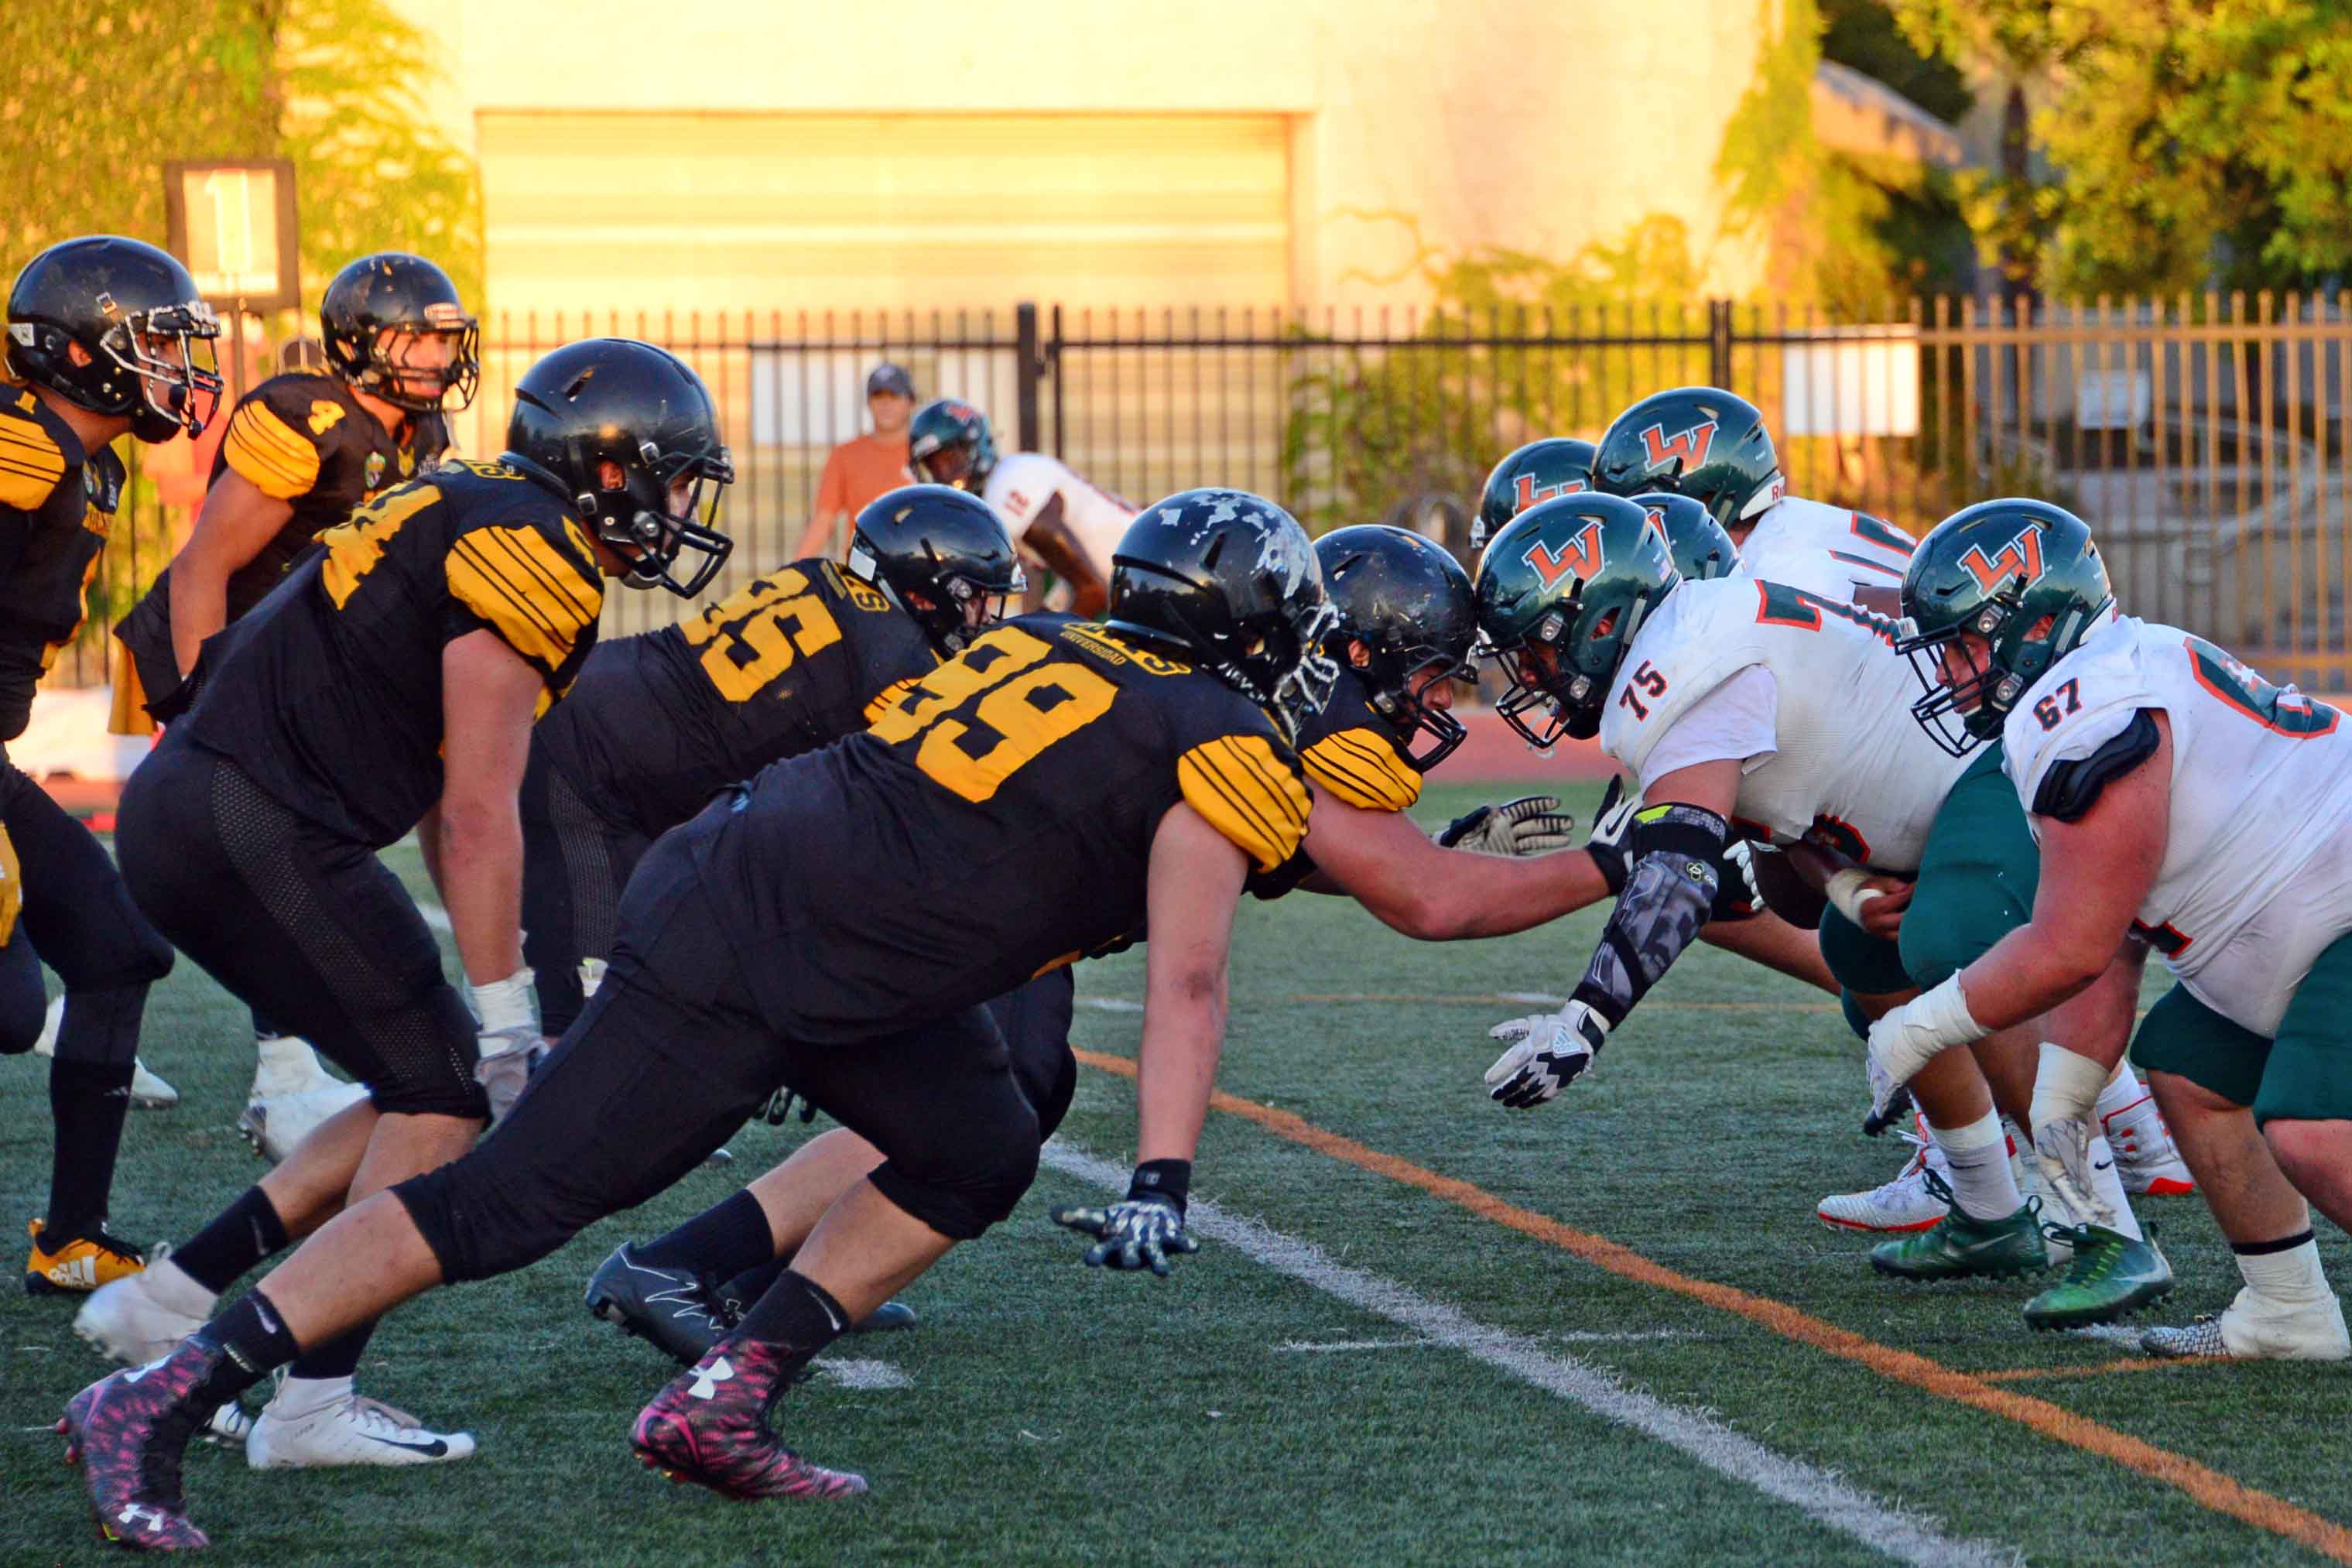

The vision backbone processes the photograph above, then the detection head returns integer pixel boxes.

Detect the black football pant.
[519,747,652,1039]
[395,828,1043,1282]
[115,738,487,1119]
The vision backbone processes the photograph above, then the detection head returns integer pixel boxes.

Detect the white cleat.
[2141,1287,2350,1361]
[202,1399,255,1447]
[74,1255,212,1364]
[2101,1092,2196,1196]
[30,996,179,1108]
[248,1385,478,1469]
[240,1079,371,1163]
[1818,1116,1950,1233]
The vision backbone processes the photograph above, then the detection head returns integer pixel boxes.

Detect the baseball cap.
[867,362,916,399]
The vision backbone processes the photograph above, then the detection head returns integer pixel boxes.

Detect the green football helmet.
[1474,493,1677,747]
[1591,387,1783,532]
[1896,498,2114,755]
[1628,491,1736,583]
[1474,437,1597,549]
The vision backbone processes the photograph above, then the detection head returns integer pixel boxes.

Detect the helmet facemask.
[1264,598,1341,743]
[350,310,481,415]
[1898,591,2097,758]
[581,437,737,597]
[1358,638,1474,771]
[96,298,223,440]
[856,540,1028,656]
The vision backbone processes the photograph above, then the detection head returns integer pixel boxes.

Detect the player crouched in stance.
[71,339,730,1484]
[53,488,1344,1547]
[3,237,215,1293]
[1867,499,2352,1361]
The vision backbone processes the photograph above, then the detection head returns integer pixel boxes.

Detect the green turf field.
[6,781,2350,1564]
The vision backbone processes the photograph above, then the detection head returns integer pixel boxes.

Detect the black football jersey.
[113,372,450,692]
[1248,666,1428,900]
[0,380,125,741]
[534,559,937,835]
[176,458,604,847]
[685,614,1311,1042]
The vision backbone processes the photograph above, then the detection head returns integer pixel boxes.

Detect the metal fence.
[55,291,2352,693]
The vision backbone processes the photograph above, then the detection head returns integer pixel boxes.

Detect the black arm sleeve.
[2032,710,2161,823]
[1567,803,1727,1029]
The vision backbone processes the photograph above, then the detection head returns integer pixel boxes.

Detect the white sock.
[2239,1235,2330,1306]
[2083,1134,2143,1239]
[1929,1110,2022,1221]
[2094,1061,2151,1125]
[146,1257,221,1319]
[255,1034,317,1077]
[270,1373,354,1416]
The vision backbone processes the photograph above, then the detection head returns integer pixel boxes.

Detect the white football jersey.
[1598,577,1971,871]
[1732,495,1916,603]
[2003,615,2352,1033]
[982,453,1137,585]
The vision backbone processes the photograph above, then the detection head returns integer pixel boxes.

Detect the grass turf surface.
[3,779,2349,1563]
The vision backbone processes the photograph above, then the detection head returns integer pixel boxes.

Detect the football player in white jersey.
[1867,498,2351,1360]
[1471,493,2172,1328]
[906,399,1135,617]
[1587,386,1915,611]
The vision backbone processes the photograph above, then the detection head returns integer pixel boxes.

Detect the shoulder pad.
[0,391,70,512]
[2032,709,2160,823]
[1302,727,1420,812]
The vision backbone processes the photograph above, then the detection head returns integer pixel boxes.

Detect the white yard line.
[1273,1329,1703,1353]
[816,1357,911,1390]
[1041,1139,2015,1568]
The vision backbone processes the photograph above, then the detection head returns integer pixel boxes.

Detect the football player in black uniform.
[2,236,215,1296]
[71,338,731,1481]
[111,251,478,1158]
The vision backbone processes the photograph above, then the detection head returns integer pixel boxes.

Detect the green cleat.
[1868,1172,2049,1282]
[2023,1225,2175,1330]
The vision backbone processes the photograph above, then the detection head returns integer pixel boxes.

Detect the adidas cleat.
[2141,1287,2350,1361]
[587,1243,728,1368]
[26,1218,146,1296]
[631,1338,868,1502]
[2023,1225,2175,1330]
[246,1384,474,1469]
[1869,1172,2048,1282]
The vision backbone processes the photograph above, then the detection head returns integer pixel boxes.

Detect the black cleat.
[585,1244,728,1368]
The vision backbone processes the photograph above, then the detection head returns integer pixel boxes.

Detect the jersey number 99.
[868,625,1118,802]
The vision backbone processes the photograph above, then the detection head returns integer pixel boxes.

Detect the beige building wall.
[392,0,1772,319]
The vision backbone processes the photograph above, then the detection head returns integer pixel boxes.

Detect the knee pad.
[868,1102,1042,1241]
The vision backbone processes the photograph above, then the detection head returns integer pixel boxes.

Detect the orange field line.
[1071,1048,2352,1563]
[1977,1357,2231,1384]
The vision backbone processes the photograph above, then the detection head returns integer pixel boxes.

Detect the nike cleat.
[26,1218,146,1296]
[30,998,179,1108]
[246,1383,475,1469]
[59,1345,221,1552]
[76,1258,211,1364]
[631,1337,868,1502]
[2101,1092,2196,1197]
[1869,1172,2049,1282]
[587,1243,729,1367]
[2141,1287,2350,1361]
[1818,1115,1948,1233]
[2023,1224,2175,1330]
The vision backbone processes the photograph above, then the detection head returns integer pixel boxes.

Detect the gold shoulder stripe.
[447,526,603,674]
[1304,728,1422,812]
[0,407,67,510]
[221,400,322,499]
[1178,733,1310,873]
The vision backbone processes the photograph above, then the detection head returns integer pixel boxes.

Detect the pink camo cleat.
[630,1337,868,1503]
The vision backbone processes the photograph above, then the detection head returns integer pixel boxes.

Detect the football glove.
[1713,837,1764,922]
[761,1086,819,1126]
[1583,775,1640,894]
[1051,1195,1198,1275]
[1484,1001,1607,1108]
[471,968,543,1125]
[1436,795,1577,858]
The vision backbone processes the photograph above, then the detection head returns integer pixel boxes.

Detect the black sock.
[170,1186,291,1295]
[287,1319,375,1381]
[45,1059,133,1239]
[635,1190,776,1285]
[734,1269,852,1363]
[194,1290,302,1397]
[717,1255,792,1315]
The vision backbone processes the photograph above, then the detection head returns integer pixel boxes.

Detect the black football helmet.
[503,339,734,597]
[1104,488,1338,739]
[847,484,1026,655]
[1316,525,1477,770]
[6,235,221,442]
[1628,491,1737,582]
[906,398,998,490]
[1591,387,1783,532]
[320,252,479,415]
[1474,437,1597,549]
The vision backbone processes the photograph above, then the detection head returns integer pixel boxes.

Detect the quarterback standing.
[906,398,1134,615]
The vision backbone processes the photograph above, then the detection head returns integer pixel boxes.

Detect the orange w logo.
[1957,525,2046,593]
[1641,420,1716,472]
[1514,472,1589,513]
[1522,522,1604,588]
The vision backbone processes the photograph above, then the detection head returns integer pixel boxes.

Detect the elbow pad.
[1570,804,1727,1028]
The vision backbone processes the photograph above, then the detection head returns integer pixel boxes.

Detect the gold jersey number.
[679,569,844,703]
[868,623,1117,803]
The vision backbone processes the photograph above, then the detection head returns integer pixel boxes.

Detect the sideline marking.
[1978,1357,2230,1384]
[1274,1329,1703,1353]
[1042,1140,2008,1568]
[1072,1048,2352,1563]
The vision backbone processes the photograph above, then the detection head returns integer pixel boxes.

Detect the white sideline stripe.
[1077,997,1143,1013]
[1041,1140,2011,1568]
[817,1357,911,1390]
[1274,1330,1703,1353]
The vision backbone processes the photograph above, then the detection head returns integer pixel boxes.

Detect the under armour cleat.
[237,1079,370,1164]
[246,1381,475,1469]
[26,1218,146,1296]
[59,1344,222,1552]
[2141,1287,2350,1361]
[76,1257,211,1364]
[631,1337,868,1502]
[2023,1224,2175,1330]
[30,997,179,1108]
[1818,1115,1948,1233]
[1869,1171,2049,1282]
[2100,1093,2196,1196]
[587,1243,729,1367]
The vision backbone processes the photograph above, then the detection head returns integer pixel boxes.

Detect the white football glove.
[470,968,544,1126]
[1484,1002,1607,1109]
[1435,795,1578,858]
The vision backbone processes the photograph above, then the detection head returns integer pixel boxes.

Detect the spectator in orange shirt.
[788,362,915,560]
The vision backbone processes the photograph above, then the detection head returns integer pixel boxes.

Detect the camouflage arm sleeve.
[1567,803,1727,1029]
